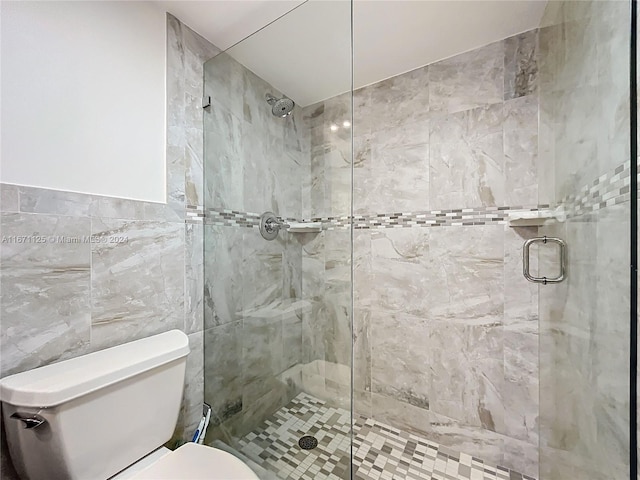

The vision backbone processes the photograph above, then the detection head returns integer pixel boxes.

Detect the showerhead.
[266,93,294,117]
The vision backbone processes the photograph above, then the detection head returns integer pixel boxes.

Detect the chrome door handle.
[10,412,47,429]
[523,236,566,285]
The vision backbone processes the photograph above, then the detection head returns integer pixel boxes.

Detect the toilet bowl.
[113,443,258,480]
[0,330,259,480]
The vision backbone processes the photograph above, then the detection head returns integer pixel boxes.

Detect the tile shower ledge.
[242,299,313,319]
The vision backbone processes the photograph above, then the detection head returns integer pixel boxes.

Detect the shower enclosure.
[201,2,354,478]
[201,1,637,479]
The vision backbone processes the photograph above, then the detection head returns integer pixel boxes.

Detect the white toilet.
[0,330,259,480]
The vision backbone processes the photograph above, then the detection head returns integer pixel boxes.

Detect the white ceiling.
[154,1,305,51]
[155,0,547,107]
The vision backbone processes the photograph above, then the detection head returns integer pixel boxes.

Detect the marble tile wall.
[0,14,218,478]
[303,28,541,477]
[537,1,632,479]
[201,48,314,443]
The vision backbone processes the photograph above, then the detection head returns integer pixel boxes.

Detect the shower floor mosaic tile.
[236,392,536,480]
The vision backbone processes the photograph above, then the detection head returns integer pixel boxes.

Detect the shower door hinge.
[202,96,211,109]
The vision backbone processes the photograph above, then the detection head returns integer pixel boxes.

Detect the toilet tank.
[0,330,190,480]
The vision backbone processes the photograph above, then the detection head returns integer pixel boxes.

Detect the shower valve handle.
[259,212,289,240]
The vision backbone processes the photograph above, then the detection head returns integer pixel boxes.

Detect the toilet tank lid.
[0,330,190,408]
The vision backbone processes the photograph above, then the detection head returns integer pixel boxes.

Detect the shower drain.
[298,435,318,450]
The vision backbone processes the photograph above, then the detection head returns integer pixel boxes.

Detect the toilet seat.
[130,443,260,480]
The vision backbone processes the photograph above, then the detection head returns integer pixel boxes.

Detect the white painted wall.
[1,1,166,202]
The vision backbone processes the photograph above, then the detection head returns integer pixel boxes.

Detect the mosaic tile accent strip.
[349,206,547,230]
[235,392,536,480]
[201,208,298,228]
[560,159,631,218]
[185,205,204,224]
[194,160,633,228]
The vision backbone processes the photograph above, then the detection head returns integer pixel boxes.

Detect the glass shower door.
[536,1,634,478]
[201,2,353,479]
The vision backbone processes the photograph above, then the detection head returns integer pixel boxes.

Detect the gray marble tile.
[88,195,145,220]
[204,52,244,125]
[300,231,325,300]
[552,85,600,201]
[352,134,372,216]
[204,322,243,427]
[429,322,504,433]
[18,186,91,217]
[282,232,302,301]
[371,393,431,437]
[504,29,538,100]
[502,437,539,479]
[167,15,217,217]
[301,301,329,365]
[203,105,244,210]
[185,125,204,207]
[90,219,184,350]
[276,149,305,220]
[242,314,284,385]
[323,228,350,294]
[203,226,243,327]
[166,142,186,219]
[426,411,506,469]
[595,0,630,176]
[142,201,184,223]
[559,5,599,91]
[0,184,19,212]
[540,445,615,480]
[596,75,630,177]
[504,226,538,332]
[502,329,538,445]
[240,375,292,437]
[240,123,277,214]
[324,372,351,411]
[429,103,505,209]
[308,93,352,219]
[282,311,302,371]
[320,291,351,368]
[364,122,429,214]
[356,65,429,135]
[185,223,204,334]
[353,230,371,309]
[172,330,204,444]
[0,213,91,376]
[354,390,372,418]
[429,40,504,114]
[353,307,371,394]
[308,146,327,218]
[166,15,187,212]
[241,228,283,312]
[592,204,631,471]
[427,225,504,324]
[320,229,351,368]
[323,151,352,219]
[537,87,557,207]
[503,227,539,444]
[370,228,431,316]
[504,95,538,206]
[371,312,430,410]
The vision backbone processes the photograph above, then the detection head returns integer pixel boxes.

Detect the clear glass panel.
[537,1,632,478]
[348,2,633,480]
[202,2,353,479]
